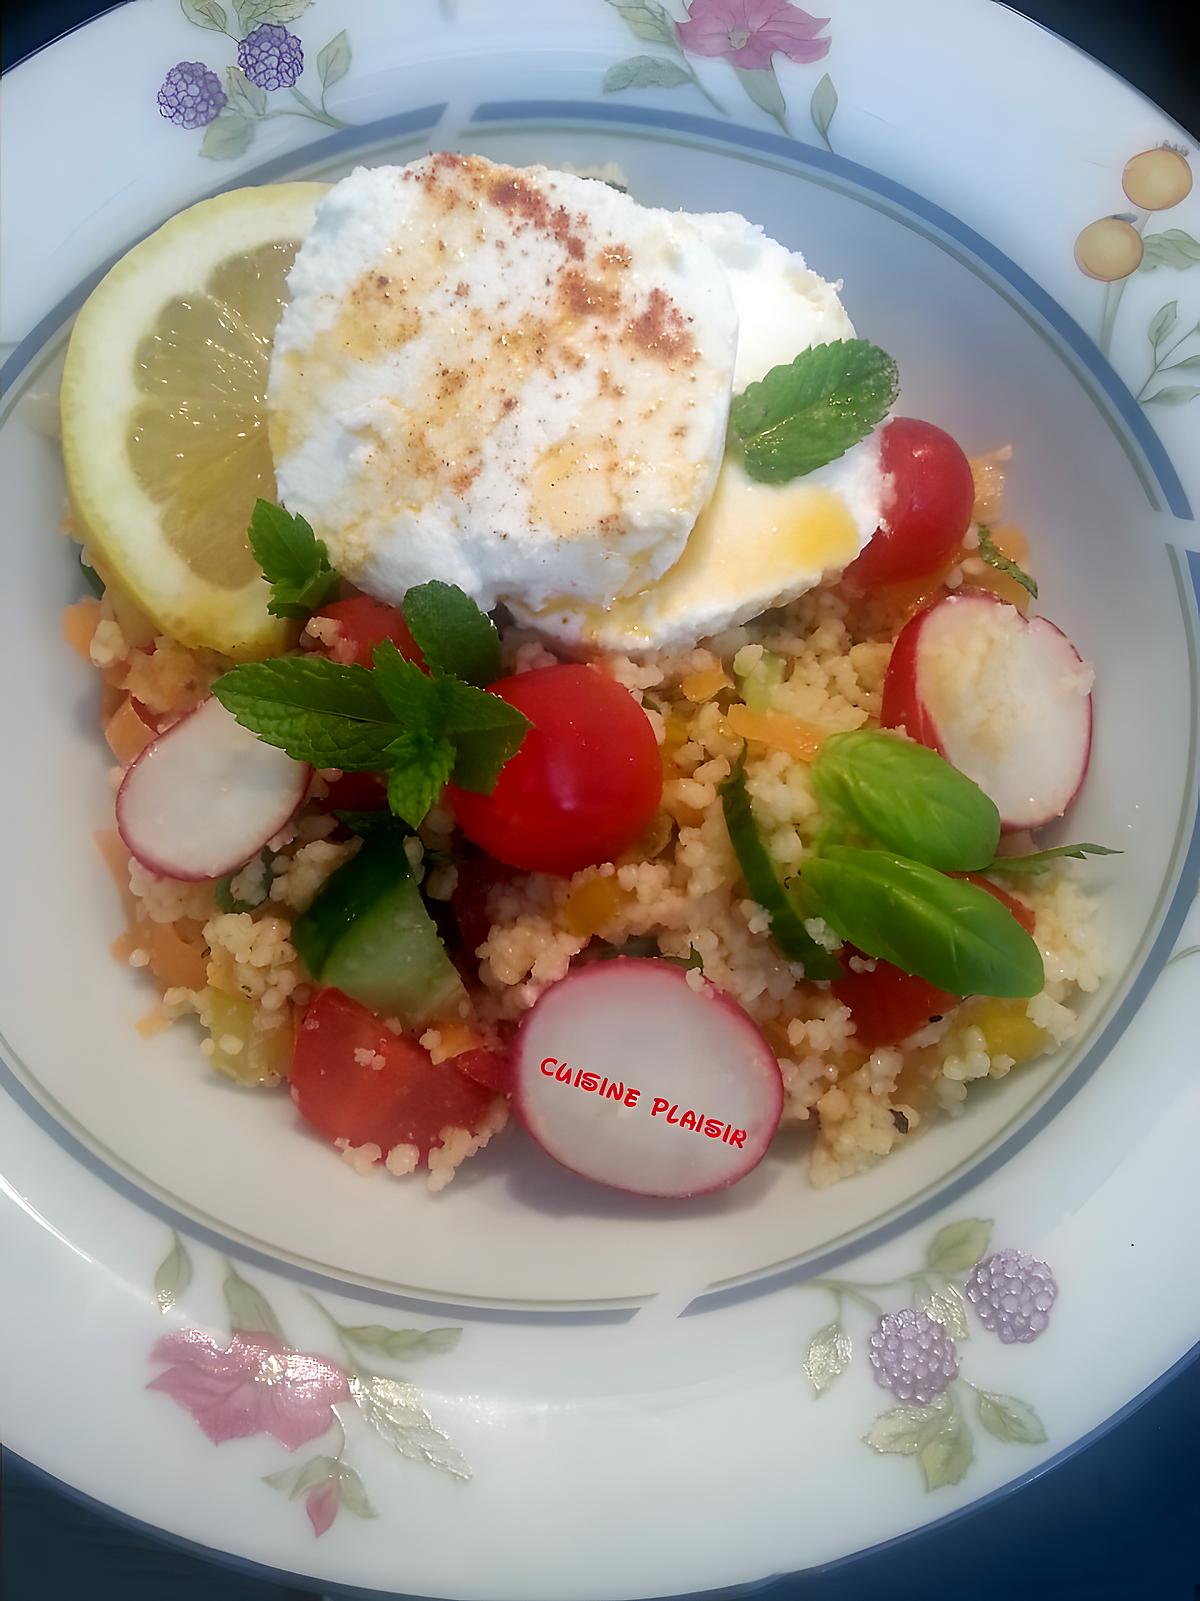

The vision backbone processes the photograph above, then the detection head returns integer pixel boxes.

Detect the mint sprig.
[211,617,530,833]
[248,499,340,620]
[977,526,1038,600]
[729,339,898,484]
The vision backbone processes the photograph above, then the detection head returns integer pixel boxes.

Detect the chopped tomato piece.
[453,1048,514,1096]
[833,955,958,1051]
[290,988,493,1159]
[309,595,426,671]
[323,771,389,812]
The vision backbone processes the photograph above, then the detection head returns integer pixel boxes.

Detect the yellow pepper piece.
[205,989,293,1086]
[563,875,632,938]
[959,997,1048,1065]
[724,702,826,761]
[680,665,731,704]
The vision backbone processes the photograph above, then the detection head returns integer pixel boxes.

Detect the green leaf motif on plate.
[1147,300,1178,349]
[913,1280,969,1340]
[864,1395,950,1456]
[350,1375,471,1481]
[223,1261,285,1340]
[1144,385,1200,405]
[316,30,352,89]
[234,0,312,33]
[1139,229,1200,271]
[153,1231,193,1314]
[803,1321,852,1396]
[604,55,692,92]
[976,1389,1048,1445]
[733,66,787,133]
[1162,353,1200,373]
[200,112,255,161]
[224,65,268,118]
[604,0,679,49]
[181,0,229,31]
[340,1324,463,1360]
[809,72,837,148]
[926,1217,992,1274]
[918,1406,975,1490]
[335,1461,377,1519]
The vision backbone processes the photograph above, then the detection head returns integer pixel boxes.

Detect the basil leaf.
[720,757,842,979]
[977,526,1037,599]
[984,842,1120,876]
[402,580,501,687]
[729,339,898,484]
[811,730,1000,871]
[800,846,1043,997]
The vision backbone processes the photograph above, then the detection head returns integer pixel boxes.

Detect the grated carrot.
[62,598,101,661]
[95,829,138,926]
[136,1008,171,1040]
[724,703,826,761]
[104,698,154,765]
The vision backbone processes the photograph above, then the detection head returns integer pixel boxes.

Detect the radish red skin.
[513,958,783,1200]
[881,590,1093,831]
[116,696,311,881]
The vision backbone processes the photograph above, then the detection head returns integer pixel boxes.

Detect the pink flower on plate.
[306,1481,340,1538]
[148,1328,350,1450]
[677,0,831,70]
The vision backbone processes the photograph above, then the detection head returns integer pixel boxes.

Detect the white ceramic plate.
[1,1,1198,1593]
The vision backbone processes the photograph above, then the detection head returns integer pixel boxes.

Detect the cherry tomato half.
[309,595,426,671]
[447,664,662,875]
[833,955,958,1052]
[290,988,493,1159]
[843,418,975,589]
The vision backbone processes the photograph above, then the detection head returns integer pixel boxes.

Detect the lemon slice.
[61,183,328,659]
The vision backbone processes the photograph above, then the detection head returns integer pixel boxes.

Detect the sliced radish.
[514,958,783,1199]
[881,590,1093,831]
[117,696,310,880]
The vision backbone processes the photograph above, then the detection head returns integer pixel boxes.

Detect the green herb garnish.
[212,589,530,832]
[729,339,898,484]
[983,842,1120,876]
[810,730,1000,872]
[402,579,501,686]
[977,525,1038,599]
[799,847,1044,999]
[720,756,842,980]
[248,498,340,620]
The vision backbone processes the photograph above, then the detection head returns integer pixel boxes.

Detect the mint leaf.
[729,340,898,483]
[248,499,340,620]
[437,678,530,792]
[385,732,456,830]
[984,842,1120,876]
[977,526,1037,599]
[371,642,442,726]
[401,581,501,687]
[212,657,399,769]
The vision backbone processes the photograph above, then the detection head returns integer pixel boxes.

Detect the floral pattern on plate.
[150,1233,468,1538]
[802,1218,1055,1491]
[603,0,839,150]
[157,0,350,158]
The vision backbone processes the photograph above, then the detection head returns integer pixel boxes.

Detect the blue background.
[1,3,1197,1597]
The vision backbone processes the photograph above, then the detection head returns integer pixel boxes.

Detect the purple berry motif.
[238,23,305,91]
[965,1248,1058,1344]
[156,61,227,129]
[867,1309,959,1404]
